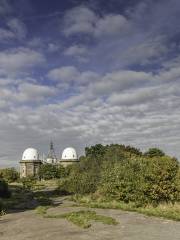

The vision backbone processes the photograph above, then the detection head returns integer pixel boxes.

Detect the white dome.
[22,148,39,161]
[61,147,78,160]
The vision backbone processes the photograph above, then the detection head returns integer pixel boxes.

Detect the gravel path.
[0,197,180,240]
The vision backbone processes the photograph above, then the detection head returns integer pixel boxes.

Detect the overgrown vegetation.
[0,168,19,183]
[20,176,37,190]
[0,178,10,198]
[57,144,180,208]
[71,195,180,221]
[0,143,180,222]
[39,164,66,180]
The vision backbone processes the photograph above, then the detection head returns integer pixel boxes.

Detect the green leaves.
[39,164,66,180]
[99,156,179,205]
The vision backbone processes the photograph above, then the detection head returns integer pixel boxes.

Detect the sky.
[0,0,180,167]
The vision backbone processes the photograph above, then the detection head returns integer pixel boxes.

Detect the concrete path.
[0,198,180,240]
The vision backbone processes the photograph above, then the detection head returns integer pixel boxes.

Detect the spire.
[47,141,57,163]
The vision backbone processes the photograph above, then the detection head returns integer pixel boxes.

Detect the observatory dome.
[61,147,78,160]
[22,148,39,161]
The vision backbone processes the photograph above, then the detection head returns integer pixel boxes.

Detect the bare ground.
[0,196,180,240]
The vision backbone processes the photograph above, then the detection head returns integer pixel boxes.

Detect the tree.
[39,164,66,180]
[144,148,165,158]
[85,144,106,158]
[99,156,179,205]
[0,168,19,183]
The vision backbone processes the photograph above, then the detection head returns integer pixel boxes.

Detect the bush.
[0,178,10,198]
[39,164,66,180]
[20,176,37,190]
[144,148,165,158]
[57,157,101,195]
[62,171,99,195]
[0,168,19,183]
[58,144,179,206]
[99,156,179,206]
[142,156,179,204]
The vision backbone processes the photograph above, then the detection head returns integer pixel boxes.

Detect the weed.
[45,210,118,228]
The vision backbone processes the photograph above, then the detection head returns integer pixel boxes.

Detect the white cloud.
[122,36,168,66]
[48,66,79,82]
[92,70,152,95]
[63,6,97,36]
[64,45,88,56]
[48,65,99,85]
[63,6,131,38]
[108,87,158,106]
[16,83,57,102]
[94,14,131,37]
[1,65,180,166]
[0,81,57,107]
[156,67,180,83]
[7,18,27,39]
[0,47,45,76]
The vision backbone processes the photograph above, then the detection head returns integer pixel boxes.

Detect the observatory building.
[60,147,78,167]
[19,148,42,178]
[19,143,79,178]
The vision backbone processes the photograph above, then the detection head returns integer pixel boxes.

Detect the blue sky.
[0,0,180,167]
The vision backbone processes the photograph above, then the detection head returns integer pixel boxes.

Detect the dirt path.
[0,197,180,240]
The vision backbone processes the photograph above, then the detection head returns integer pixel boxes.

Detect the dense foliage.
[99,156,179,205]
[0,168,19,183]
[20,176,37,190]
[0,178,10,198]
[39,164,66,180]
[144,148,165,158]
[59,144,180,206]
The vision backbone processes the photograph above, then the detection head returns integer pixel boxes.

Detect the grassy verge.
[35,207,118,228]
[55,210,118,228]
[70,195,180,221]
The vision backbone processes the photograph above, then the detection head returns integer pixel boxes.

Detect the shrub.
[58,160,100,195]
[99,156,179,206]
[0,178,10,198]
[58,144,179,206]
[144,148,165,158]
[20,176,37,190]
[63,171,99,195]
[142,156,179,204]
[39,164,66,180]
[99,158,145,204]
[0,168,19,183]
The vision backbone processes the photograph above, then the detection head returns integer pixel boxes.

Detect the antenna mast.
[47,141,57,163]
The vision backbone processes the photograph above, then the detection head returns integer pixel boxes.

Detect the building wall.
[20,160,42,178]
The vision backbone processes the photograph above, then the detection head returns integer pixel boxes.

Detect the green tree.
[39,164,66,180]
[0,168,19,183]
[99,156,179,205]
[144,148,165,158]
[85,144,106,158]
